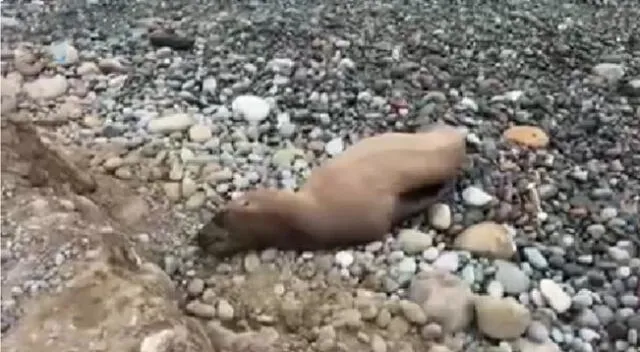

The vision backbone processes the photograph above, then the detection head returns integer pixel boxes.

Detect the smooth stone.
[148,113,195,134]
[325,137,344,156]
[188,124,212,143]
[397,229,433,254]
[432,252,459,272]
[231,95,271,123]
[454,222,516,260]
[494,260,530,294]
[461,186,493,207]
[539,279,572,313]
[523,247,549,269]
[23,75,68,100]
[428,203,452,230]
[475,295,531,339]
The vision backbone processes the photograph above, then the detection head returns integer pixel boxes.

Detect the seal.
[198,125,467,257]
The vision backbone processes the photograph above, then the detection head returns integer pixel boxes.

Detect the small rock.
[243,252,261,273]
[494,260,530,294]
[216,299,234,321]
[140,329,176,352]
[408,270,474,333]
[187,278,205,296]
[475,295,531,339]
[539,279,572,313]
[315,325,336,352]
[461,186,493,207]
[454,222,516,260]
[202,77,217,95]
[188,124,212,143]
[335,250,354,268]
[325,137,344,156]
[49,40,79,65]
[503,125,550,149]
[432,252,459,272]
[231,95,271,123]
[523,247,549,269]
[428,203,452,230]
[23,75,68,100]
[399,300,428,325]
[148,113,195,134]
[185,300,216,319]
[592,62,625,83]
[332,308,362,330]
[421,323,444,340]
[370,333,387,352]
[397,229,433,254]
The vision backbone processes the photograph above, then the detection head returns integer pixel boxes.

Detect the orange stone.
[503,125,549,149]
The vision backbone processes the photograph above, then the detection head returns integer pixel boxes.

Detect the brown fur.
[198,125,467,256]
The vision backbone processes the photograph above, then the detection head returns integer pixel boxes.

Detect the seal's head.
[197,188,305,257]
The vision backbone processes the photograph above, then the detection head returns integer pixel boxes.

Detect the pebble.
[539,279,572,313]
[428,203,452,230]
[231,95,271,123]
[454,222,516,260]
[503,125,550,149]
[187,278,205,296]
[185,300,217,319]
[523,247,549,269]
[592,62,626,83]
[399,300,428,325]
[325,137,344,156]
[494,260,530,294]
[335,250,354,268]
[527,321,550,343]
[188,124,212,143]
[147,113,195,134]
[461,186,493,207]
[432,251,459,272]
[474,295,531,339]
[23,75,68,100]
[396,229,433,254]
[216,299,234,321]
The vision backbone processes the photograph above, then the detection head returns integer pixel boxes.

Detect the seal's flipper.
[391,180,456,225]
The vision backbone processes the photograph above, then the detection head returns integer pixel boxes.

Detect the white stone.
[188,124,212,143]
[23,75,68,100]
[147,113,195,134]
[592,63,625,83]
[335,250,354,268]
[231,95,271,123]
[432,251,459,272]
[325,138,344,156]
[461,186,493,207]
[202,77,217,95]
[428,203,452,230]
[539,279,572,313]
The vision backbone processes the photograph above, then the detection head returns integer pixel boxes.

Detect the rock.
[397,229,433,254]
[280,295,303,331]
[592,62,625,83]
[216,299,234,321]
[243,252,261,273]
[98,58,126,73]
[186,278,205,296]
[539,279,571,313]
[77,62,101,76]
[523,247,549,269]
[149,30,195,50]
[13,45,44,76]
[370,333,387,352]
[185,300,217,319]
[332,308,362,330]
[515,338,561,352]
[407,270,474,333]
[453,222,516,260]
[139,329,176,352]
[432,252,459,272]
[202,77,217,95]
[474,295,531,340]
[494,260,530,294]
[315,325,336,352]
[185,192,206,210]
[421,322,444,340]
[188,124,212,143]
[231,95,271,123]
[23,75,68,100]
[335,250,354,268]
[49,40,79,65]
[428,203,452,230]
[147,113,195,134]
[163,183,181,202]
[428,345,453,352]
[486,280,504,298]
[503,125,550,149]
[325,138,344,156]
[461,186,493,207]
[386,316,410,339]
[399,300,427,325]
